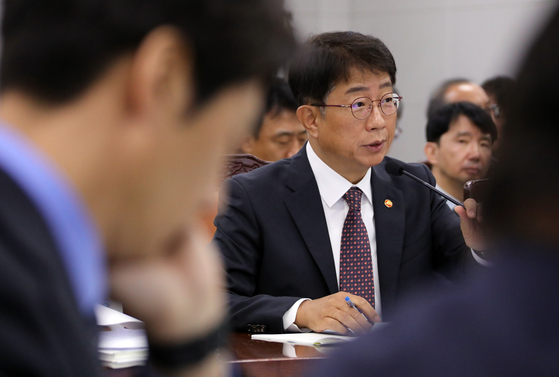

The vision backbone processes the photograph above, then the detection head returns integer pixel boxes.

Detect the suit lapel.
[284,148,339,294]
[371,162,405,311]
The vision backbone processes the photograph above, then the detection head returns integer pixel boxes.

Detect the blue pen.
[345,296,371,323]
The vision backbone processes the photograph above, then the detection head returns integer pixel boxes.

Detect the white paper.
[251,332,353,346]
[98,327,148,350]
[95,304,144,328]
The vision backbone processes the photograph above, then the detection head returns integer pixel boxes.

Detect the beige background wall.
[284,0,557,162]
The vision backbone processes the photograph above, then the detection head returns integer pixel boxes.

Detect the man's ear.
[296,105,320,139]
[240,135,255,154]
[424,142,439,165]
[126,26,194,125]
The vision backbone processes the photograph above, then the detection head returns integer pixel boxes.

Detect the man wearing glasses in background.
[214,32,484,335]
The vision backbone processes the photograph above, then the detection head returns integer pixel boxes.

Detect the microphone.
[385,160,464,208]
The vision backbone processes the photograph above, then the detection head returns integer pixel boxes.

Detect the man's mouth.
[463,166,481,175]
[364,140,385,152]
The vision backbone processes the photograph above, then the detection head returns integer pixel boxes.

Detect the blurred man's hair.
[426,101,497,144]
[1,0,296,106]
[485,8,559,240]
[481,76,516,119]
[426,78,471,119]
[252,77,298,138]
[288,31,396,106]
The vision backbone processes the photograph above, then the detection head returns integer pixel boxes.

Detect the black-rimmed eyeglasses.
[310,92,403,119]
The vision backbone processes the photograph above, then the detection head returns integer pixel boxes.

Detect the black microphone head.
[385,160,404,176]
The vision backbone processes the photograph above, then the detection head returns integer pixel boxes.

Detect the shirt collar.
[306,142,372,207]
[0,122,106,316]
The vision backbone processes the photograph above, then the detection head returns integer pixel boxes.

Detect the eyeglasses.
[310,92,403,119]
[485,103,500,118]
[394,126,403,140]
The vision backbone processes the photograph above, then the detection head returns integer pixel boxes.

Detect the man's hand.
[294,292,380,335]
[109,226,225,344]
[455,198,485,251]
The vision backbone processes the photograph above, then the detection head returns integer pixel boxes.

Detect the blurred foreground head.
[1,0,295,105]
[0,0,296,258]
[485,9,559,246]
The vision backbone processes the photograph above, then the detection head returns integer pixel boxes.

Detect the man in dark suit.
[0,1,295,376]
[214,32,484,335]
[312,5,559,376]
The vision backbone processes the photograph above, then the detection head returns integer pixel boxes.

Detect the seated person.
[424,102,497,209]
[240,77,307,161]
[214,31,484,335]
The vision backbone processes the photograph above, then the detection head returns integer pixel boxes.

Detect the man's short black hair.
[426,78,471,119]
[288,31,396,106]
[265,77,298,117]
[485,7,559,238]
[252,77,298,138]
[482,76,516,118]
[0,0,296,106]
[426,101,498,144]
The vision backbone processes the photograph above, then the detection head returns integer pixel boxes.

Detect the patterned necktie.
[339,187,375,308]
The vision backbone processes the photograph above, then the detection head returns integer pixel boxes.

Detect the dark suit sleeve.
[213,178,301,333]
[419,164,477,280]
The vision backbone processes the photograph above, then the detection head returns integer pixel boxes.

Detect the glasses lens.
[493,104,500,118]
[351,97,373,119]
[380,93,400,116]
[394,127,403,140]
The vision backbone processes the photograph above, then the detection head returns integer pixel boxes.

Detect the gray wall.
[285,0,557,163]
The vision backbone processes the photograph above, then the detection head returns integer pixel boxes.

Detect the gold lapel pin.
[384,199,393,208]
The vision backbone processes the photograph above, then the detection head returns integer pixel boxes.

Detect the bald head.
[444,82,489,108]
[427,79,490,119]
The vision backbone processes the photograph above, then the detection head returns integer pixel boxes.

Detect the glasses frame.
[310,92,403,119]
[485,103,500,118]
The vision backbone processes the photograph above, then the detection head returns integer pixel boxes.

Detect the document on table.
[96,304,148,369]
[251,332,353,346]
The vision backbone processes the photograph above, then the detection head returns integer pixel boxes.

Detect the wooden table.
[227,333,326,377]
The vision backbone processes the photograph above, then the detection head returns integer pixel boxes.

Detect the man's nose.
[467,143,481,160]
[365,104,386,131]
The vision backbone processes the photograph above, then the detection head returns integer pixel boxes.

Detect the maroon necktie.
[339,187,375,308]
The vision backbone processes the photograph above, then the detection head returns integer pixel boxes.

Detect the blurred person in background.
[240,77,307,161]
[427,78,490,119]
[482,75,516,152]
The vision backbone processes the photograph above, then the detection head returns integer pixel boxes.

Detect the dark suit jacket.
[311,241,559,377]
[214,147,475,333]
[0,169,101,376]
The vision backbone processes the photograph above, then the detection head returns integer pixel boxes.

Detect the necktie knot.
[343,187,363,212]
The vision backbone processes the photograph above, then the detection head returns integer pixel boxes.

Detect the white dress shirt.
[282,143,382,331]
[435,183,458,211]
